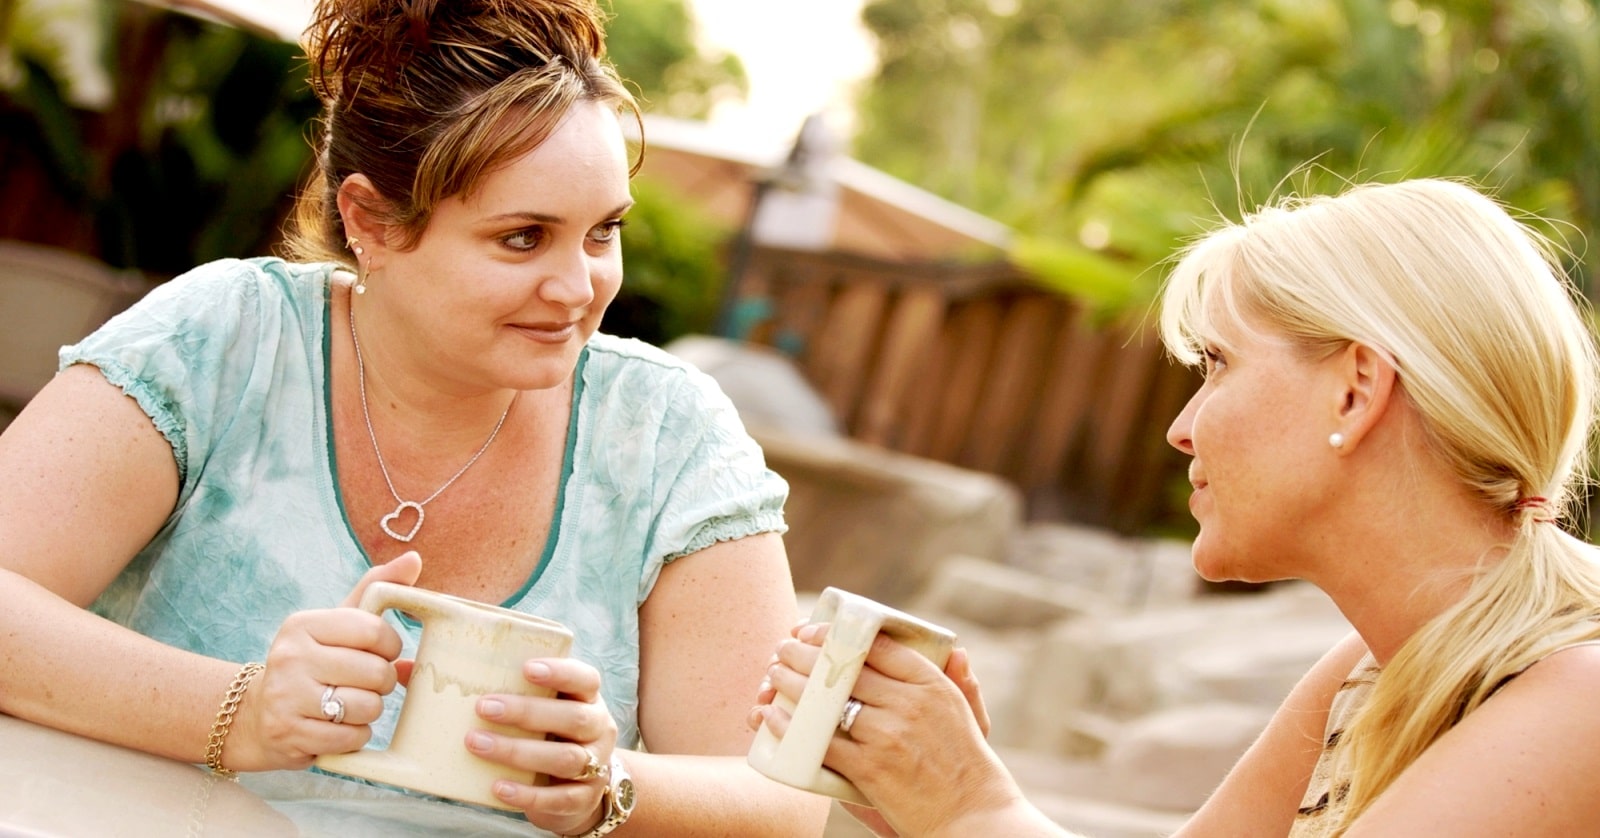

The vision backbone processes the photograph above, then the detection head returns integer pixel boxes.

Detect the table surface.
[0,713,552,837]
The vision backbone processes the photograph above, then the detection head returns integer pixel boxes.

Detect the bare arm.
[627,532,830,836]
[0,365,415,772]
[0,365,218,754]
[1173,630,1366,837]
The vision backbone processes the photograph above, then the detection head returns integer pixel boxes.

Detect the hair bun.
[404,0,438,51]
[304,0,608,105]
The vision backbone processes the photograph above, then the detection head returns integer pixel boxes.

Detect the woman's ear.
[1331,342,1398,452]
[335,174,388,252]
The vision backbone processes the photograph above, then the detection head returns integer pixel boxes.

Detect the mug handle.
[311,581,433,781]
[747,587,956,804]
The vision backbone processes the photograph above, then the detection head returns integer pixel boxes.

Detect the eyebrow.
[484,200,635,225]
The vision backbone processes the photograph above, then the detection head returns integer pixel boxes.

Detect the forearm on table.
[617,751,830,836]
[0,568,237,764]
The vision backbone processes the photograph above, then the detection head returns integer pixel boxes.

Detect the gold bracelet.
[205,661,264,779]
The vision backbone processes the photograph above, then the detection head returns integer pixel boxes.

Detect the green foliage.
[608,179,733,345]
[1,1,318,275]
[3,0,746,349]
[603,0,748,119]
[1009,235,1152,316]
[854,0,1600,306]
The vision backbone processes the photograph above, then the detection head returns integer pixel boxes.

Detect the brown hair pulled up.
[284,0,642,264]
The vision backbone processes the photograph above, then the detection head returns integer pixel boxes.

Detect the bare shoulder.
[1346,641,1600,835]
[1514,639,1600,682]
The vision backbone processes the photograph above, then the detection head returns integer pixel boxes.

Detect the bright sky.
[686,0,877,154]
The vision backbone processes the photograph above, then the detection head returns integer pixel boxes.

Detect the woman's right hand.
[223,551,422,772]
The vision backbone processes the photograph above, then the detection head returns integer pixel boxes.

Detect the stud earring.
[1329,432,1345,449]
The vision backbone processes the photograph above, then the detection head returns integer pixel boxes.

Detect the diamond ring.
[320,685,346,725]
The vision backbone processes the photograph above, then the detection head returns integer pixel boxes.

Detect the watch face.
[615,778,636,814]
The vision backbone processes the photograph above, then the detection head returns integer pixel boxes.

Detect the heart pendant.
[380,501,425,542]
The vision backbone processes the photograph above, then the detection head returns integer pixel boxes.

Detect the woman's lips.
[511,322,577,343]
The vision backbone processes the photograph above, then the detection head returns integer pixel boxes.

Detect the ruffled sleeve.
[59,258,285,499]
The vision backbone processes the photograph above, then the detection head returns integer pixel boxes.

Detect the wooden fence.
[728,246,1201,535]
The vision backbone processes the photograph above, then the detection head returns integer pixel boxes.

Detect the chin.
[1192,552,1291,586]
[505,352,583,391]
[1189,536,1256,585]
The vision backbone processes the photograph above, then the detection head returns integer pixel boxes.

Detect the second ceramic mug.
[747,586,957,804]
[314,581,574,811]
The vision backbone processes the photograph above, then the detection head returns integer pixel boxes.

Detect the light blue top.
[60,257,787,832]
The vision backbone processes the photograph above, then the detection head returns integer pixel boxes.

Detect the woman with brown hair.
[0,2,827,834]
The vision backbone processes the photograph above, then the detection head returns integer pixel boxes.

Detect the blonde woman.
[756,178,1600,836]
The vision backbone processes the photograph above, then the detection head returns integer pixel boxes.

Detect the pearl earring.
[1329,432,1345,449]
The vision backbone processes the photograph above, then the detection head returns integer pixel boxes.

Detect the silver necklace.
[349,305,515,542]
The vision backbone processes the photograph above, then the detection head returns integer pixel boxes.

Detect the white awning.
[128,0,313,42]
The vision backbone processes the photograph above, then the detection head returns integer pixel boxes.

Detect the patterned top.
[60,257,788,832]
[1288,652,1379,837]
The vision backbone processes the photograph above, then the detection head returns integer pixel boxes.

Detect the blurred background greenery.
[4,0,1595,322]
[0,0,748,343]
[854,0,1599,312]
[3,0,1597,536]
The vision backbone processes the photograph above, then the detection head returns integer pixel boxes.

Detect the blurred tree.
[854,0,1600,310]
[605,179,729,345]
[602,0,748,343]
[1,0,744,347]
[1,1,323,274]
[604,0,748,118]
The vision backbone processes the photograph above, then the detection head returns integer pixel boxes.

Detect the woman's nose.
[540,247,597,308]
[1167,388,1200,455]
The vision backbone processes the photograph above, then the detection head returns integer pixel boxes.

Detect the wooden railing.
[728,246,1200,535]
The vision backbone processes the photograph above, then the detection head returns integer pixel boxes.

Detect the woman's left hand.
[462,656,619,834]
[753,626,1021,838]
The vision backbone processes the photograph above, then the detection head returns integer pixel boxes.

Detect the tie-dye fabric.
[60,257,787,806]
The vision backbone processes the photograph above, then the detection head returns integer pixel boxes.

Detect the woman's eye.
[589,219,627,245]
[1203,348,1226,376]
[501,227,546,251]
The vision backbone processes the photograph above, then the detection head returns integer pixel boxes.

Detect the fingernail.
[525,661,551,680]
[467,731,493,751]
[479,698,505,719]
[494,781,516,799]
[758,677,771,695]
[747,706,766,729]
[798,624,819,642]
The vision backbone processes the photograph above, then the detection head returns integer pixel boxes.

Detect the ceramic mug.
[747,586,957,804]
[314,581,574,811]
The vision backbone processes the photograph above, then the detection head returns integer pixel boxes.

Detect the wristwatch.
[567,752,635,837]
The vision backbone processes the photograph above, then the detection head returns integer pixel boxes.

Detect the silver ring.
[320,685,346,725]
[575,747,609,782]
[838,698,864,735]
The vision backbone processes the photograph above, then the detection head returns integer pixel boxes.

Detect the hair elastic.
[1513,496,1557,524]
